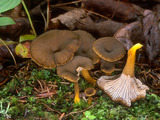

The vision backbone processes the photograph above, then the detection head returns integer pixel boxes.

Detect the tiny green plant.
[81,111,96,120]
[0,102,11,119]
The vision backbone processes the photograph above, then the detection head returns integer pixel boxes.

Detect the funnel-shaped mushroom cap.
[97,43,149,107]
[93,37,126,62]
[74,30,100,64]
[84,87,96,97]
[30,30,80,68]
[57,56,94,82]
[101,59,115,74]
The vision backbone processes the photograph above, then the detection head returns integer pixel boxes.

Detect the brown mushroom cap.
[101,59,115,74]
[30,30,80,69]
[57,56,94,82]
[74,30,100,64]
[93,37,126,62]
[84,87,96,97]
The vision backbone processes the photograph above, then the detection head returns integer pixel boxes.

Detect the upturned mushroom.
[74,30,100,84]
[84,87,96,105]
[97,43,149,107]
[93,37,126,74]
[57,56,94,104]
[30,30,80,68]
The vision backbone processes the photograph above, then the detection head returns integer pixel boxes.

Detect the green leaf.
[0,40,17,46]
[19,35,36,43]
[88,115,96,120]
[0,0,21,13]
[0,17,16,26]
[81,117,88,120]
[84,111,91,117]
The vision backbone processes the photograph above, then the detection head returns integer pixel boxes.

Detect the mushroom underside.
[97,74,149,107]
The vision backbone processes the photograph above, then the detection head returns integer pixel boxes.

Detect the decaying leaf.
[51,8,87,30]
[96,20,125,37]
[0,40,17,60]
[143,10,160,64]
[114,21,143,50]
[0,17,30,41]
[83,0,139,22]
[75,16,98,36]
[15,42,31,58]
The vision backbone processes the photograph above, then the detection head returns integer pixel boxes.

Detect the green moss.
[0,68,159,119]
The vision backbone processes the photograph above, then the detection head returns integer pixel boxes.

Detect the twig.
[110,0,119,19]
[59,113,65,120]
[37,79,44,92]
[41,102,62,115]
[63,102,97,118]
[0,39,17,68]
[51,0,83,7]
[84,9,110,20]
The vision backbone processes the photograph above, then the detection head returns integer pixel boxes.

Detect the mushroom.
[93,37,126,62]
[57,56,94,104]
[74,30,100,84]
[101,60,115,75]
[74,30,99,64]
[97,43,149,107]
[93,37,126,74]
[84,87,96,105]
[30,30,80,68]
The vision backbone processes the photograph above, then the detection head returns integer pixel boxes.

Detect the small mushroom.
[30,30,80,68]
[100,59,115,75]
[93,37,126,74]
[57,56,94,104]
[97,43,149,107]
[84,87,96,105]
[74,30,100,84]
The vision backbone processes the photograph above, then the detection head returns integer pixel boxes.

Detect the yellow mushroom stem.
[88,96,92,105]
[122,43,143,78]
[81,69,96,85]
[105,73,112,76]
[74,81,80,104]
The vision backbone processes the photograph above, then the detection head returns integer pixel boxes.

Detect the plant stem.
[0,39,17,68]
[22,0,37,36]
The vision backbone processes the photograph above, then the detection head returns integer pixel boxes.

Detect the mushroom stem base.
[74,81,80,104]
[88,97,92,105]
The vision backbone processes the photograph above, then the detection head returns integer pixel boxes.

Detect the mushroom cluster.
[97,43,149,107]
[93,37,126,74]
[30,29,149,106]
[30,30,98,104]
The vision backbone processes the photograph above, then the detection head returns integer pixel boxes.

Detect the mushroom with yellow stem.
[84,87,96,105]
[57,56,94,104]
[97,43,149,107]
[74,30,100,85]
[30,30,80,68]
[93,37,126,74]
